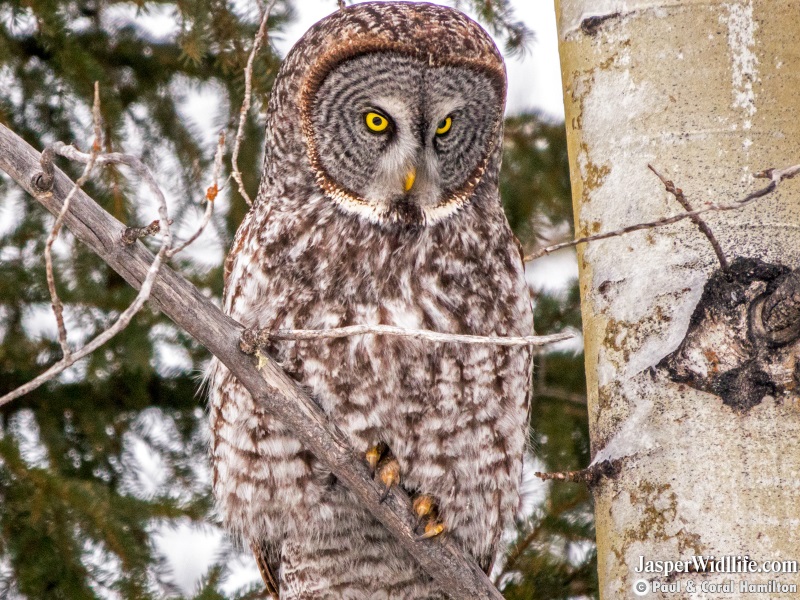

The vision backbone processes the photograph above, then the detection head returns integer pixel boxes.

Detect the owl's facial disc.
[308,53,502,225]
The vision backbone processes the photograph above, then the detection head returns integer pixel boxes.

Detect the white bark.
[555,1,800,598]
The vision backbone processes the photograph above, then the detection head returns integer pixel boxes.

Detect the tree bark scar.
[580,13,621,36]
[658,257,800,412]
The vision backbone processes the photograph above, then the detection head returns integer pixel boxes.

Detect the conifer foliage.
[0,1,596,597]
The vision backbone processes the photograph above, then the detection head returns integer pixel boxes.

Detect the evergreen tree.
[0,2,596,597]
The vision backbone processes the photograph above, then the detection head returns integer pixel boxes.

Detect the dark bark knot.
[659,257,800,412]
[580,13,621,36]
[31,146,55,192]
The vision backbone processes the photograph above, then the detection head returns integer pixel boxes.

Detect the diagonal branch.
[0,122,504,600]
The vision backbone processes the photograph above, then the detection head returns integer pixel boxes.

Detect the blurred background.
[0,0,594,597]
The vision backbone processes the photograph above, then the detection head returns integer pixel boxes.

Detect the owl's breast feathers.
[216,190,532,561]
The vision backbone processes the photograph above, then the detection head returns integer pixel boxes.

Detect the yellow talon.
[377,458,400,502]
[413,495,434,519]
[365,446,383,473]
[419,521,445,539]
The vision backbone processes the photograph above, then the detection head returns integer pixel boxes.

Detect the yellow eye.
[436,116,453,135]
[365,112,390,133]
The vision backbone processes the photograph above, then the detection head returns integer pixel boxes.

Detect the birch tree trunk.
[555,1,800,598]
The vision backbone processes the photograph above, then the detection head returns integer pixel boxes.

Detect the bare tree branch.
[242,324,572,350]
[43,82,104,358]
[0,122,504,599]
[169,131,224,257]
[0,122,173,407]
[231,0,277,206]
[524,163,800,262]
[534,458,622,486]
[648,164,729,269]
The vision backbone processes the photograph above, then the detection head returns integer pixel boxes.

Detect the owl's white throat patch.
[325,185,469,226]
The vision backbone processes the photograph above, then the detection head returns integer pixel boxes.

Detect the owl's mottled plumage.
[208,3,533,598]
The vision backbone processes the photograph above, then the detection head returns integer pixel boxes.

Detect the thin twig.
[751,163,800,195]
[0,244,169,406]
[231,0,277,206]
[240,325,572,352]
[524,163,800,262]
[535,385,587,405]
[493,495,585,586]
[648,164,728,268]
[0,136,172,406]
[168,131,224,257]
[43,82,103,358]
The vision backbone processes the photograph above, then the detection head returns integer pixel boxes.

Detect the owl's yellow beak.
[404,168,416,192]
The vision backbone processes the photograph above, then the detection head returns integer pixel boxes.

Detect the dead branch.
[648,164,728,269]
[535,385,586,406]
[241,324,572,351]
[169,131,224,257]
[231,0,277,206]
[0,125,172,407]
[42,83,103,358]
[0,122,504,599]
[524,163,800,262]
[534,458,622,487]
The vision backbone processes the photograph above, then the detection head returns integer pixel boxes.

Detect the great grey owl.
[208,2,534,598]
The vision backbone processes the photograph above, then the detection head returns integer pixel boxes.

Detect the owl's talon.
[412,494,435,524]
[417,520,445,540]
[365,443,388,476]
[376,457,400,502]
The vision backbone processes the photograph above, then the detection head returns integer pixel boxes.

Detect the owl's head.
[285,2,506,226]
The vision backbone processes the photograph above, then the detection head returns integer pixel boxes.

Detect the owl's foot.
[365,443,401,502]
[412,494,445,539]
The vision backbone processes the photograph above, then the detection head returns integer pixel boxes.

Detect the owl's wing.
[251,541,279,598]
